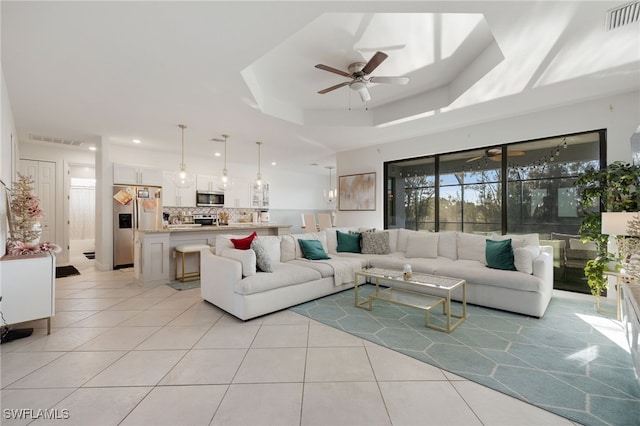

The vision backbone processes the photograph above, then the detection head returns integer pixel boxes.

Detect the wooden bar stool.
[175,244,210,282]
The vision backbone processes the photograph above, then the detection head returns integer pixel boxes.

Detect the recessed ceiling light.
[271,162,277,166]
[214,152,221,157]
[132,139,141,144]
[88,146,97,151]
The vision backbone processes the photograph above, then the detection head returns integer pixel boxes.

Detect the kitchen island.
[133,223,291,286]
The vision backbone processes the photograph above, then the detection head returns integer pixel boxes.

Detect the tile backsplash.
[163,206,261,223]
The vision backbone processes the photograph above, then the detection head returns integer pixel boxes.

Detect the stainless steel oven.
[196,191,224,207]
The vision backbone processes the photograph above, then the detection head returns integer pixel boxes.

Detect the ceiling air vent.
[28,134,84,147]
[605,1,640,30]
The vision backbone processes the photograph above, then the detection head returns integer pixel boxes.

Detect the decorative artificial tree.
[6,173,60,256]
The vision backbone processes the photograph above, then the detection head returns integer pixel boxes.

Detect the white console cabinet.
[0,252,55,333]
[621,280,640,385]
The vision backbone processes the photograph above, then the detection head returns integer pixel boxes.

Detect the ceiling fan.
[315,51,409,102]
[466,148,526,163]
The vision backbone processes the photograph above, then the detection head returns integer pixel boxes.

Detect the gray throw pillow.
[361,231,390,255]
[251,238,272,272]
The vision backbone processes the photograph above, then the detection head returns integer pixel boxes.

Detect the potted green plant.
[574,161,640,303]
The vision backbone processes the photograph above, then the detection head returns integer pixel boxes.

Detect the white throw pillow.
[220,248,256,276]
[514,246,541,274]
[292,232,328,259]
[457,233,488,264]
[491,232,539,248]
[405,233,439,259]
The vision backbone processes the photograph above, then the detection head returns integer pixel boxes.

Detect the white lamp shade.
[601,212,639,236]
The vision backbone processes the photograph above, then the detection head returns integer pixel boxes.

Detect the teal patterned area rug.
[290,285,640,426]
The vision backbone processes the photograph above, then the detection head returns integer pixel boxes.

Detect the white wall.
[336,91,640,229]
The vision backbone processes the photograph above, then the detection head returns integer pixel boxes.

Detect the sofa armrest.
[200,248,243,314]
[533,246,553,290]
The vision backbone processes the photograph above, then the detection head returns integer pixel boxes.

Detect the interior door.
[19,159,56,243]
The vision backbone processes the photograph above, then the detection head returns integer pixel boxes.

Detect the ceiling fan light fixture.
[349,80,371,102]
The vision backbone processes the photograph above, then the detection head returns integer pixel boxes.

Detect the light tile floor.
[0,250,579,425]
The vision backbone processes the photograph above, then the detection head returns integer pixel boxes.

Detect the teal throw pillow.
[298,239,331,260]
[486,239,516,271]
[337,230,361,253]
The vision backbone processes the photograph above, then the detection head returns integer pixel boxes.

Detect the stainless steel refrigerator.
[113,185,162,269]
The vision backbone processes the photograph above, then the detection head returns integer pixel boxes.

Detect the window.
[384,130,604,235]
[384,130,605,294]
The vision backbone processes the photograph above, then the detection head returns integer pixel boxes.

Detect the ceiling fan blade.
[317,81,349,94]
[314,64,350,77]
[466,156,484,163]
[357,87,371,102]
[489,155,503,162]
[369,76,409,85]
[507,150,526,157]
[361,51,388,75]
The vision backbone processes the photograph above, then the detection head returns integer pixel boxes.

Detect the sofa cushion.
[330,253,370,268]
[491,232,540,248]
[397,228,419,253]
[435,260,542,292]
[220,248,256,276]
[298,239,331,260]
[288,259,335,278]
[325,227,358,254]
[486,239,516,271]
[361,231,390,254]
[215,234,235,255]
[387,229,399,253]
[514,245,540,274]
[234,263,323,295]
[251,239,272,273]
[437,231,458,260]
[457,233,488,264]
[231,231,257,250]
[405,232,439,259]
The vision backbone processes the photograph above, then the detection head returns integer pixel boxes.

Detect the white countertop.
[138,223,290,233]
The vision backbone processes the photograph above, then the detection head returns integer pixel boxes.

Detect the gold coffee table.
[355,267,467,333]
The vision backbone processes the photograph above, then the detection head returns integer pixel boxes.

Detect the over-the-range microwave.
[196,191,225,207]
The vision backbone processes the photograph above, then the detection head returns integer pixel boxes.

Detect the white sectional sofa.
[200,228,553,320]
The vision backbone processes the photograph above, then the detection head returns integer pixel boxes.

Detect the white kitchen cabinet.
[225,178,251,208]
[196,174,221,192]
[134,231,170,286]
[251,182,270,208]
[114,163,163,186]
[162,171,196,207]
[0,253,55,334]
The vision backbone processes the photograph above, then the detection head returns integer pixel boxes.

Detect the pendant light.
[323,166,337,205]
[173,124,194,188]
[255,141,263,189]
[213,134,233,191]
